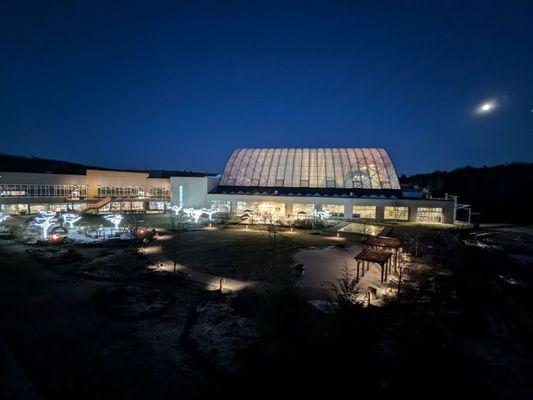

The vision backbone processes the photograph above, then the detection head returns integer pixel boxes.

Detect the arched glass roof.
[219,148,401,190]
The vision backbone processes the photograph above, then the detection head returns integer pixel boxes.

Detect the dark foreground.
[1,225,533,399]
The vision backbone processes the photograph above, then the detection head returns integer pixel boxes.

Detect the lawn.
[157,226,360,282]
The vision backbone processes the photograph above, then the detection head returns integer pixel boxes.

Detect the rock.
[189,301,258,374]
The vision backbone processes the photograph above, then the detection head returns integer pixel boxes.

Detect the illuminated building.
[170,148,457,224]
[0,169,171,214]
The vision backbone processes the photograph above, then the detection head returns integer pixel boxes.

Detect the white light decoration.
[0,212,9,223]
[62,213,81,229]
[34,211,57,239]
[104,214,123,230]
[312,209,331,220]
[170,204,183,215]
[201,208,217,221]
[182,208,205,223]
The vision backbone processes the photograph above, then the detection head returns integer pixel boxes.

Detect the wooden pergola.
[362,236,402,273]
[354,248,393,284]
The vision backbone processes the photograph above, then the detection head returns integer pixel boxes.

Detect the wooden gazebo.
[362,236,402,273]
[354,248,393,284]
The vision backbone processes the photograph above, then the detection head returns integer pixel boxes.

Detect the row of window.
[0,184,88,199]
[0,184,169,199]
[1,203,87,214]
[1,201,168,215]
[96,186,170,198]
[207,201,444,223]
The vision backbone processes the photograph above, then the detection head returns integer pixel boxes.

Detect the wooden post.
[380,262,384,284]
[356,260,360,282]
[361,260,365,277]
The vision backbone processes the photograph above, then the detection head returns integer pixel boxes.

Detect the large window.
[0,184,87,198]
[257,202,285,222]
[237,201,258,214]
[149,201,165,211]
[292,203,315,219]
[96,186,169,199]
[384,206,409,220]
[49,204,68,212]
[236,201,285,223]
[208,200,231,213]
[323,204,344,218]
[1,204,28,214]
[353,205,376,219]
[416,207,443,223]
[30,204,47,214]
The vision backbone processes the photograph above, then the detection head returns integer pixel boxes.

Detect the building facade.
[1,148,457,224]
[0,169,170,214]
[171,148,457,224]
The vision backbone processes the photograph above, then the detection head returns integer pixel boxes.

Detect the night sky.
[1,1,532,175]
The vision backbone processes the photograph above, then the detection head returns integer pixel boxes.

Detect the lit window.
[384,206,409,220]
[353,205,376,219]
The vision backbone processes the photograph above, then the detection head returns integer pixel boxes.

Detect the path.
[144,232,257,292]
[145,230,386,299]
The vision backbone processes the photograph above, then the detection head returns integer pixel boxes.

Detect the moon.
[476,100,497,115]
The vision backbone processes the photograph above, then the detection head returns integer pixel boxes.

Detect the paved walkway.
[145,230,384,299]
[144,232,258,292]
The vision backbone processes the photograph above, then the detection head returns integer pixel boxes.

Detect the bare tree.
[392,256,408,303]
[169,210,187,274]
[267,225,279,266]
[330,262,360,305]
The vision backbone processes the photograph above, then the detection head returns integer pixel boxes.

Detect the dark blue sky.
[1,1,532,175]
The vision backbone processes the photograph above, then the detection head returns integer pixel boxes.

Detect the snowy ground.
[64,228,131,243]
[294,244,396,305]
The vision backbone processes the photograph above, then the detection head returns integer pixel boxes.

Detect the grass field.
[157,226,360,282]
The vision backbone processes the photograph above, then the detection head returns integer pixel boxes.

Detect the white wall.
[170,176,220,208]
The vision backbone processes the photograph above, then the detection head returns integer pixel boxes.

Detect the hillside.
[401,163,533,223]
[0,153,214,177]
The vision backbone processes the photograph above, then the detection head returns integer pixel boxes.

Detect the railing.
[80,196,112,214]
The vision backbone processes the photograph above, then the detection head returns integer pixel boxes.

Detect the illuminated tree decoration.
[104,214,123,230]
[34,211,57,239]
[183,208,204,223]
[0,212,9,224]
[201,208,217,221]
[62,213,81,228]
[170,204,183,215]
[312,209,331,220]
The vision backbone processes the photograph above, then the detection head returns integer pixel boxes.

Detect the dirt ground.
[0,238,211,399]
